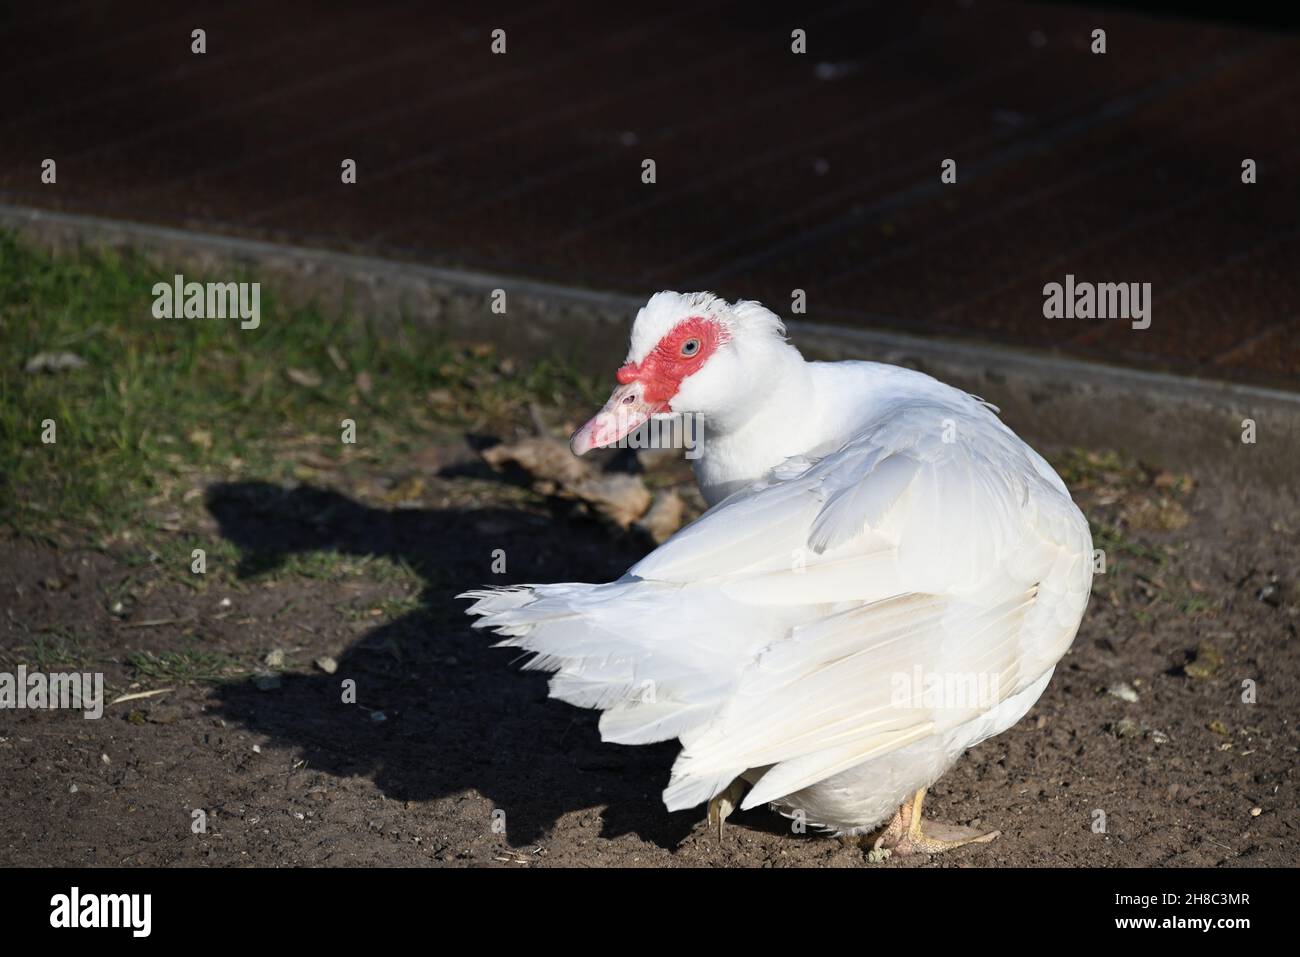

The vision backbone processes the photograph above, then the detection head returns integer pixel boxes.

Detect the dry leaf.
[286,367,323,388]
[570,474,652,528]
[483,437,589,487]
[636,489,686,544]
[482,437,652,528]
[25,351,87,373]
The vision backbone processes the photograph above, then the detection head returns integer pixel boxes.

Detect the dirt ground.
[1,424,1296,868]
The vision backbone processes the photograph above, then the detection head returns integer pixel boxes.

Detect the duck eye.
[681,338,701,357]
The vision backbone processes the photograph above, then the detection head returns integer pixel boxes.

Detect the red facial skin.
[569,316,731,456]
[617,316,729,408]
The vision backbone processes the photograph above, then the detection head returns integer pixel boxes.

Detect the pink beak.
[570,380,664,456]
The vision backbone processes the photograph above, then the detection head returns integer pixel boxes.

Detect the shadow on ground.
[205,479,709,850]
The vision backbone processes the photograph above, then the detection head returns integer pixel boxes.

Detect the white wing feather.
[463,397,1092,813]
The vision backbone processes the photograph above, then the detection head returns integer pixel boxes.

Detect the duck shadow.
[206,478,702,851]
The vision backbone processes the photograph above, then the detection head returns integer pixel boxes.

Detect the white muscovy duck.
[462,291,1092,855]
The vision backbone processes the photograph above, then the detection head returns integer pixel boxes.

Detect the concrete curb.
[4,203,1295,486]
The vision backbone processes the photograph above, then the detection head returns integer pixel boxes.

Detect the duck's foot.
[867,787,1000,858]
[706,779,749,842]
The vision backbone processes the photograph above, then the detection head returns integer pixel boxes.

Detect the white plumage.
[463,292,1092,840]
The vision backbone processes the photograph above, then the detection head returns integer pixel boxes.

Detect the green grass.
[1174,591,1216,617]
[16,627,93,671]
[1050,448,1146,491]
[337,592,424,621]
[262,550,423,585]
[1089,518,1167,567]
[127,646,246,684]
[0,231,603,548]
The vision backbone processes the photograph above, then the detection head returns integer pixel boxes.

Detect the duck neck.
[692,343,818,506]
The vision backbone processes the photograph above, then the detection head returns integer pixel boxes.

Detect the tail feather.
[459,581,764,765]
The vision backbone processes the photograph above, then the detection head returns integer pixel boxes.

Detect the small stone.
[251,672,282,691]
[1148,729,1169,745]
[1250,807,1262,817]
[251,744,262,754]
[1113,718,1140,739]
[1184,643,1221,679]
[68,783,79,794]
[370,710,387,723]
[264,649,286,669]
[1107,682,1139,703]
[1257,582,1282,608]
[314,656,338,675]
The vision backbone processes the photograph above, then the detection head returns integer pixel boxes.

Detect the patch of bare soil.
[1,443,1296,867]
